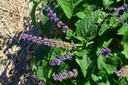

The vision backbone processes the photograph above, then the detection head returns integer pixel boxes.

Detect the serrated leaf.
[117,23,128,35]
[119,78,128,85]
[98,56,106,70]
[75,11,87,19]
[48,48,66,61]
[98,70,108,76]
[104,64,117,74]
[37,64,48,80]
[121,44,128,59]
[75,51,91,77]
[99,16,119,36]
[57,0,73,19]
[99,19,110,35]
[75,4,92,19]
[121,13,128,20]
[98,56,117,74]
[102,0,113,6]
[75,15,98,41]
[74,48,87,57]
[94,10,107,24]
[98,32,113,48]
[65,29,73,40]
[73,0,83,8]
[121,29,128,45]
[91,74,99,83]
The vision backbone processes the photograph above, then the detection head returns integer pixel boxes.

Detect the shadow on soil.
[0,17,40,85]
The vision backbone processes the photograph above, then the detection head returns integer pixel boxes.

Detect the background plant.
[26,0,128,85]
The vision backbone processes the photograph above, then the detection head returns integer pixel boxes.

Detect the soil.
[0,0,40,85]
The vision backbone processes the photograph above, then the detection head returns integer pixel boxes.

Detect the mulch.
[0,0,41,85]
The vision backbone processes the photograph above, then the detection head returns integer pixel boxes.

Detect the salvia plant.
[26,0,128,85]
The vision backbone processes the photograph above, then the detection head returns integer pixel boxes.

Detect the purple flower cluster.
[31,74,38,79]
[53,69,78,81]
[116,65,128,77]
[44,5,59,22]
[38,81,45,85]
[100,48,111,57]
[21,34,76,50]
[31,74,45,85]
[114,4,128,17]
[44,5,69,33]
[49,54,72,66]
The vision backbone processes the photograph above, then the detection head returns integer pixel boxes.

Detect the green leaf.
[84,81,91,85]
[74,48,87,57]
[98,32,113,48]
[109,17,119,27]
[98,55,106,70]
[75,4,92,19]
[121,29,128,45]
[73,0,83,8]
[94,10,107,24]
[48,48,66,61]
[75,11,87,19]
[102,0,113,6]
[91,74,99,83]
[97,56,117,74]
[57,0,73,19]
[99,16,119,36]
[75,14,98,41]
[75,50,91,77]
[121,13,128,20]
[104,64,117,74]
[117,23,128,35]
[98,21,109,36]
[65,29,73,40]
[31,1,38,27]
[37,64,48,81]
[31,0,42,27]
[40,15,53,35]
[121,44,128,59]
[98,70,108,76]
[118,78,128,85]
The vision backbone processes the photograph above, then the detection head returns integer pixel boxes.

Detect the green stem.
[75,43,84,46]
[73,34,83,42]
[68,30,84,42]
[112,53,123,65]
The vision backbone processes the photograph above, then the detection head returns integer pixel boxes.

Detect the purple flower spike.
[49,54,72,66]
[21,34,76,50]
[44,5,69,33]
[57,21,65,28]
[21,34,29,40]
[122,4,128,10]
[50,58,62,66]
[116,65,128,77]
[62,25,69,33]
[45,5,58,22]
[31,74,38,79]
[100,48,111,57]
[53,69,78,81]
[64,54,72,60]
[114,4,128,17]
[117,9,125,17]
[38,81,45,85]
[44,6,51,12]
[120,19,124,24]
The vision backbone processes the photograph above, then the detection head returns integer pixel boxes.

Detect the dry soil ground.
[0,0,40,85]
